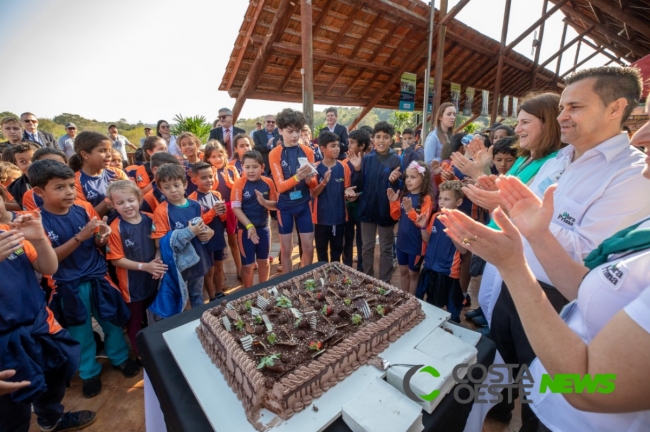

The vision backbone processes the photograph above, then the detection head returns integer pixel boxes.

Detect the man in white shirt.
[107,124,132,161]
[484,66,650,429]
[57,122,77,159]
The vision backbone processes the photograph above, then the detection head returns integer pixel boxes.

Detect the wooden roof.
[221,0,565,115]
[553,0,650,63]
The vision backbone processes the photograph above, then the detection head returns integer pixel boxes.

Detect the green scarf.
[583,217,650,269]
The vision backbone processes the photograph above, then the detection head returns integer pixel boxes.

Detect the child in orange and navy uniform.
[125,136,168,193]
[106,180,167,360]
[177,132,203,195]
[22,147,68,211]
[140,152,181,213]
[229,134,253,176]
[188,162,228,300]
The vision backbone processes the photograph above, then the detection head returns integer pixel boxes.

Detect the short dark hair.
[12,142,40,155]
[348,129,371,152]
[359,125,374,136]
[242,150,264,166]
[276,108,306,130]
[150,152,180,169]
[373,121,394,137]
[134,147,145,162]
[492,136,518,157]
[402,128,414,136]
[318,131,339,147]
[28,159,74,189]
[325,107,338,117]
[190,161,213,175]
[493,125,515,136]
[564,66,642,125]
[108,124,117,130]
[32,147,68,163]
[155,163,186,184]
[450,133,466,155]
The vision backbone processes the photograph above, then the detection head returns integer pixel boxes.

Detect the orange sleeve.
[269,146,299,193]
[408,195,432,226]
[426,211,440,234]
[263,177,278,201]
[23,239,37,263]
[214,191,227,221]
[106,219,125,260]
[22,190,38,211]
[389,200,401,221]
[4,188,14,201]
[302,145,318,190]
[110,167,128,181]
[228,158,237,167]
[343,162,352,188]
[74,172,87,202]
[135,166,151,189]
[151,202,171,239]
[143,190,158,212]
[231,177,246,207]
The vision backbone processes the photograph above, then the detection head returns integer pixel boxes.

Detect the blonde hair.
[0,161,21,185]
[177,132,201,152]
[106,180,143,203]
[203,140,229,164]
[439,180,464,200]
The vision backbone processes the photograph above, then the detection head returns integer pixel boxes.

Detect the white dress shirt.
[522,132,650,289]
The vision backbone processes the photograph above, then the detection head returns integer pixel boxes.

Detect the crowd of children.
[0,106,516,431]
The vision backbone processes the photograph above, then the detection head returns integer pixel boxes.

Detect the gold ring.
[460,163,465,167]
[462,236,477,246]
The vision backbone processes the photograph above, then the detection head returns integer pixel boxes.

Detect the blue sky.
[0,0,618,123]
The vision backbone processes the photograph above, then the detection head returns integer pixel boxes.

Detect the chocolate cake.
[196,263,424,430]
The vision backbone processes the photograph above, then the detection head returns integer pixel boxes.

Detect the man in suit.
[252,115,280,175]
[207,108,245,159]
[21,112,56,148]
[319,107,348,159]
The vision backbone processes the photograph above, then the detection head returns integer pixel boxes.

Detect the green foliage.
[234,318,245,331]
[170,114,211,143]
[351,314,363,326]
[267,333,277,345]
[275,296,292,308]
[389,111,415,133]
[257,353,281,369]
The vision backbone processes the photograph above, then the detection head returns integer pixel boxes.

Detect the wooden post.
[432,0,448,121]
[491,0,511,125]
[573,40,581,67]
[530,0,548,90]
[301,0,314,132]
[561,46,605,78]
[554,22,568,79]
[422,0,436,141]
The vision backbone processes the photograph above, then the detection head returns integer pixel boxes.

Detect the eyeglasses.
[23,119,37,123]
[266,121,275,124]
[219,115,231,120]
[67,127,76,130]
[160,125,170,129]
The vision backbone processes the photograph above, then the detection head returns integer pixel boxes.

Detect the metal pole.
[433,0,448,123]
[422,0,436,139]
[301,0,314,133]
[491,0,512,125]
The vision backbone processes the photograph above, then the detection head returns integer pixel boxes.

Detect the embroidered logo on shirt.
[335,178,344,182]
[85,189,98,200]
[557,212,575,227]
[47,231,59,241]
[175,221,184,229]
[125,239,135,248]
[244,191,251,198]
[600,264,625,288]
[281,160,289,168]
[137,175,143,182]
[7,248,24,260]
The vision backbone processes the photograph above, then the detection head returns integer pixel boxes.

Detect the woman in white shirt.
[440,122,650,431]
[156,119,180,158]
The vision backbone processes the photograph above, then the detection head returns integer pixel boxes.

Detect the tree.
[389,111,415,132]
[171,114,211,143]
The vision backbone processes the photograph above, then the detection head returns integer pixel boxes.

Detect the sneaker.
[472,315,489,327]
[213,292,226,300]
[113,358,140,378]
[82,375,102,398]
[464,307,484,320]
[40,410,97,432]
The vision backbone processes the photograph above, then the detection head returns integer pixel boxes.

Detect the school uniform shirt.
[22,188,43,211]
[231,176,277,228]
[0,226,79,404]
[528,241,650,431]
[75,167,128,223]
[213,165,239,202]
[188,190,227,252]
[151,199,213,280]
[311,161,351,226]
[390,192,433,256]
[229,158,244,177]
[181,161,198,196]
[141,181,166,213]
[7,174,31,209]
[125,163,153,190]
[401,145,424,170]
[106,212,159,303]
[523,133,650,286]
[357,149,401,227]
[423,213,461,278]
[268,143,318,211]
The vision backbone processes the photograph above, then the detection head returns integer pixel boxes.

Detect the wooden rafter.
[225,0,267,91]
[561,46,605,77]
[586,0,649,36]
[535,24,594,72]
[439,0,473,26]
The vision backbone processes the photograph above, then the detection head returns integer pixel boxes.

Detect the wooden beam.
[226,0,267,91]
[586,0,649,37]
[371,0,428,26]
[232,0,295,121]
[579,36,626,65]
[433,0,449,116]
[349,39,430,130]
[301,0,314,132]
[439,0,472,26]
[564,20,628,63]
[535,24,593,72]
[454,113,480,133]
[555,2,645,58]
[249,37,397,73]
[279,57,302,92]
[561,46,605,77]
[531,0,549,89]
[491,0,512,124]
[573,40,581,66]
[554,22,569,80]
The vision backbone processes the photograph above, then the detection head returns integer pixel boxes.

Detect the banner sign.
[463,87,475,116]
[502,95,509,118]
[511,97,518,118]
[481,90,490,116]
[450,83,461,112]
[399,72,416,111]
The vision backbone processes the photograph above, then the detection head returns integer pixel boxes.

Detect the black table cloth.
[138,263,496,432]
